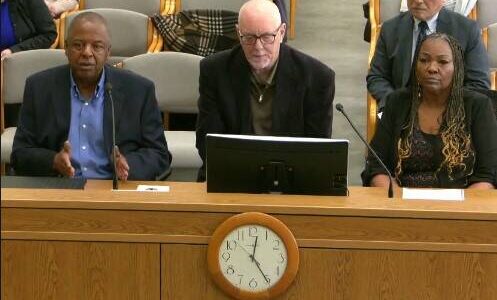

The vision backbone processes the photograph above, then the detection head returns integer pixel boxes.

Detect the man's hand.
[1,49,12,60]
[114,146,129,181]
[53,141,75,177]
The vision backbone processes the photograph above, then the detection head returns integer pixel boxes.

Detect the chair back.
[79,0,164,16]
[122,52,203,169]
[486,23,497,69]
[59,9,161,58]
[122,52,201,113]
[1,49,67,107]
[378,0,401,25]
[178,0,246,11]
[485,23,497,91]
[476,0,497,29]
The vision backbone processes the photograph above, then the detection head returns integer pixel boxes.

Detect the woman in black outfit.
[362,33,497,189]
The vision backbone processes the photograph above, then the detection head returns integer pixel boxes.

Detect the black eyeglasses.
[239,24,282,45]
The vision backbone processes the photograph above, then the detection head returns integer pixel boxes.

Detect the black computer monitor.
[206,134,349,196]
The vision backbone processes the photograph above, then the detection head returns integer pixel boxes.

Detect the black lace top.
[398,125,443,188]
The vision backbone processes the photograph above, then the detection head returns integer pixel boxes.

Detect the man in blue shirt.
[12,12,171,180]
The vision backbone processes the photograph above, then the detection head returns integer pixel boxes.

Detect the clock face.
[218,224,288,292]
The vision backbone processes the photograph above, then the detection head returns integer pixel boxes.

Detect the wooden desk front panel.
[3,239,496,300]
[162,244,497,300]
[2,184,497,299]
[1,240,160,300]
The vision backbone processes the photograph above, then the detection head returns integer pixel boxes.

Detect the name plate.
[402,188,464,201]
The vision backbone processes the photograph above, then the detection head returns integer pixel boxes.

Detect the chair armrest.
[491,70,496,91]
[51,19,60,49]
[367,92,377,144]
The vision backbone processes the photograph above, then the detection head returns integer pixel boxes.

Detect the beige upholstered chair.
[121,52,202,176]
[58,8,163,64]
[490,71,497,91]
[174,0,296,39]
[476,0,497,29]
[482,23,497,90]
[1,49,68,169]
[367,0,403,142]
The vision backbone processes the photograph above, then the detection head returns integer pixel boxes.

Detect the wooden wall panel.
[286,249,497,299]
[1,241,160,300]
[161,245,497,300]
[161,244,230,300]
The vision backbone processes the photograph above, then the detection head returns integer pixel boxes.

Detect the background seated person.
[196,0,335,181]
[45,0,78,19]
[367,0,489,113]
[1,0,57,59]
[401,0,477,17]
[362,33,497,189]
[11,12,171,180]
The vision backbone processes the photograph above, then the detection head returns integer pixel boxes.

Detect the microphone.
[105,82,118,190]
[335,103,394,198]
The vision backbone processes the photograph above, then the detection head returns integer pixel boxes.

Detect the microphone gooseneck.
[105,83,118,190]
[335,103,394,198]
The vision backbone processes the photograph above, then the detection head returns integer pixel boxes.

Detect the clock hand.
[253,259,270,284]
[235,241,269,284]
[251,236,258,262]
[235,241,254,259]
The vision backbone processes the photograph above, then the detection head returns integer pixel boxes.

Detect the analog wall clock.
[207,212,299,299]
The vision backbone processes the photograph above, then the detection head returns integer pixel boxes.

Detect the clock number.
[226,240,236,251]
[276,265,280,276]
[249,278,258,288]
[237,230,245,241]
[248,226,258,238]
[237,274,244,285]
[273,239,280,250]
[278,253,285,264]
[226,265,235,275]
[221,252,230,262]
[265,229,268,240]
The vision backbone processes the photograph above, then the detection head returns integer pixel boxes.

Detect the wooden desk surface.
[3,181,497,299]
[2,181,497,220]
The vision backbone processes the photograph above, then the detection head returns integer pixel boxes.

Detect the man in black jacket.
[196,0,335,181]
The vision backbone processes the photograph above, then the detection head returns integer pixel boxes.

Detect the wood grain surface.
[2,181,497,299]
[1,240,159,300]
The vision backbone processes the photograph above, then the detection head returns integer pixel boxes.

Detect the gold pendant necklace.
[256,84,269,103]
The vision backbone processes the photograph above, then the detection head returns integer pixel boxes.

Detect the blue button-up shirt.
[68,70,112,179]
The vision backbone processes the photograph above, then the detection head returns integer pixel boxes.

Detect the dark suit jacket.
[367,8,490,107]
[196,44,335,181]
[7,0,57,53]
[361,88,497,188]
[12,65,171,180]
